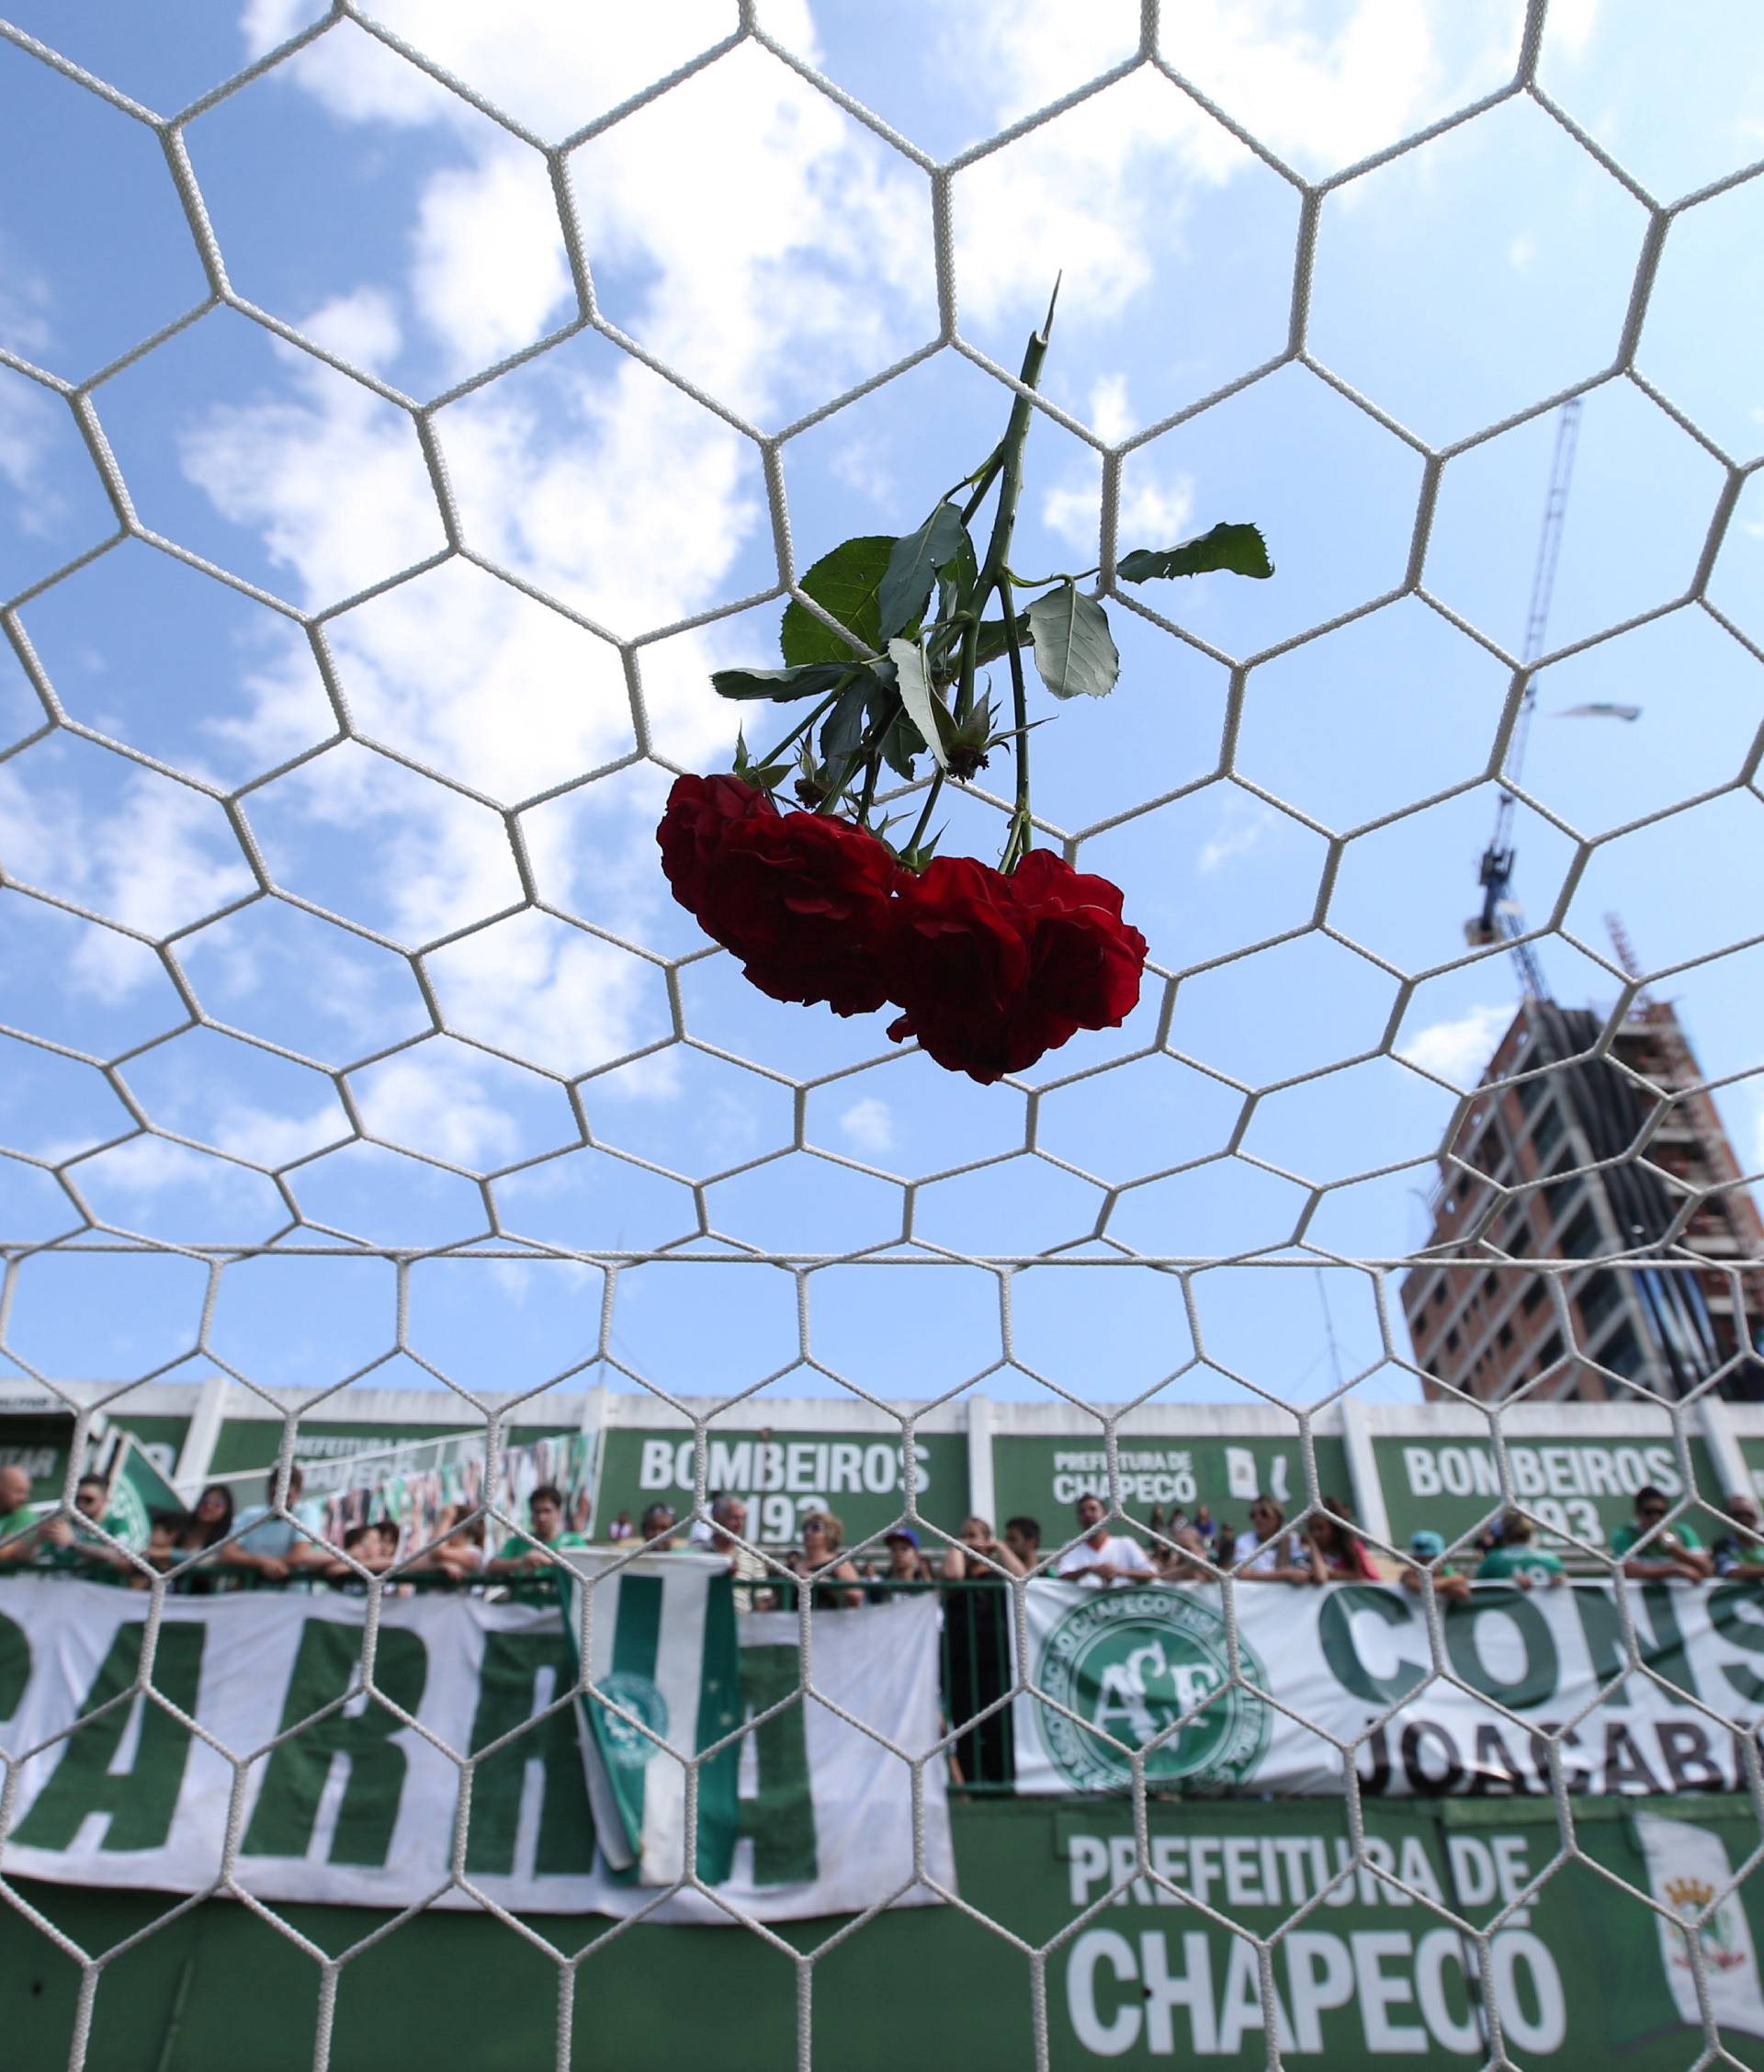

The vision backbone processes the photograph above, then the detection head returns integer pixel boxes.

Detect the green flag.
[104,1433,184,1551]
[559,1550,741,1886]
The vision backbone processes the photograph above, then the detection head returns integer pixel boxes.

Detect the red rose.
[657,773,777,916]
[700,810,903,1017]
[886,850,1146,1083]
[1009,849,1148,1033]
[885,855,1039,1082]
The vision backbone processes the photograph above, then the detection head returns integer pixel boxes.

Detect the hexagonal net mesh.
[1,2,1762,2067]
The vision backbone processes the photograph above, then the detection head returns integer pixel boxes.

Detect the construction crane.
[1465,397,1582,1000]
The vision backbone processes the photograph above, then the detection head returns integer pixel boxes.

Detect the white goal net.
[1,3,1762,2067]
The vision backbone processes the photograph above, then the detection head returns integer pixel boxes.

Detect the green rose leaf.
[888,637,950,770]
[877,503,968,640]
[935,528,979,627]
[1117,522,1273,583]
[820,680,869,766]
[710,661,860,704]
[1024,583,1119,700]
[878,706,926,778]
[780,536,897,665]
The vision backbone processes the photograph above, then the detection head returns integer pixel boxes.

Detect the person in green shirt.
[1610,1485,1711,1582]
[1476,1512,1566,1590]
[63,1473,134,1583]
[487,1484,589,1600]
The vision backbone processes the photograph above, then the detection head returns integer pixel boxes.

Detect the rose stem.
[971,278,1057,867]
[855,744,882,826]
[751,685,846,772]
[902,769,945,860]
[999,567,1033,871]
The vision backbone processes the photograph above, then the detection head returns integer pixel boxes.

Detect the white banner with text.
[0,1579,951,1920]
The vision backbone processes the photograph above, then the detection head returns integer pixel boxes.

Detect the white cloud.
[1548,0,1602,61]
[178,302,445,612]
[0,761,254,1002]
[838,1095,895,1157]
[209,1099,347,1170]
[169,6,941,1112]
[58,1134,278,1220]
[1045,469,1198,556]
[1041,480,1101,556]
[1088,373,1134,446]
[297,286,404,375]
[0,255,63,524]
[829,435,896,506]
[1117,473,1195,554]
[349,1049,520,1168]
[411,152,572,372]
[1041,376,1195,553]
[1396,1002,1512,1084]
[425,910,673,1084]
[0,373,58,515]
[1197,797,1276,876]
[947,0,1506,329]
[1508,232,1539,272]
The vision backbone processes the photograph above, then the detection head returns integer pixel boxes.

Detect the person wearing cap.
[1401,1527,1472,1602]
[882,1525,932,1583]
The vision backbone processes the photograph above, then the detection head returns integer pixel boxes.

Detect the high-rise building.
[1401,998,1764,1402]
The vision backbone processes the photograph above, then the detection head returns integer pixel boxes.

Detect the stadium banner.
[1374,1431,1724,1553]
[1012,1579,1764,1799]
[560,1551,743,1883]
[594,1423,968,1546]
[0,1393,190,1509]
[989,1432,1352,1537]
[0,1577,951,1920]
[996,1795,1764,2066]
[312,1428,596,1550]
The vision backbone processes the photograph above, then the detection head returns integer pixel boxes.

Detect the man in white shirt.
[1057,1493,1157,1588]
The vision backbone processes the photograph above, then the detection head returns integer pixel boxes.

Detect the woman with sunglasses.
[1233,1494,1312,1585]
[786,1511,864,1610]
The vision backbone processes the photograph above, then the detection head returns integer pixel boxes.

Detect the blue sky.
[0,0,1760,1430]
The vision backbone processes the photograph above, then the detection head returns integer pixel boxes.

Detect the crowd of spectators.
[10,1460,1758,1801]
[7,1456,1761,1606]
[1402,1483,1752,1594]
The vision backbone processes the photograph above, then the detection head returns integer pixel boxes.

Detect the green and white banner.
[1026,1798,1764,2066]
[1637,1812,1764,2041]
[0,1578,950,1920]
[561,1551,743,1885]
[1013,1578,1764,1799]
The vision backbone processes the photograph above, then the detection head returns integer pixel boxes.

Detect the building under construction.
[1402,997,1764,1403]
